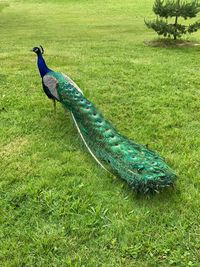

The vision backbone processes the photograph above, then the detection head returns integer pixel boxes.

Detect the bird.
[32,46,177,194]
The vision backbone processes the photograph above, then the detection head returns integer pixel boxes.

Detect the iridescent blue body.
[33,47,177,193]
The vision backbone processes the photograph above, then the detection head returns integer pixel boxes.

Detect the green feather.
[47,71,177,193]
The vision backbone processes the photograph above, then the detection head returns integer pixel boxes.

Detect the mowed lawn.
[0,0,200,266]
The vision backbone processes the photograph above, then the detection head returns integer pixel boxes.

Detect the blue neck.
[37,53,51,78]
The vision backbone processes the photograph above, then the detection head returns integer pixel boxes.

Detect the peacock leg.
[52,99,56,113]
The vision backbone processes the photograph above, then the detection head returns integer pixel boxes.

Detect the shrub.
[145,0,200,40]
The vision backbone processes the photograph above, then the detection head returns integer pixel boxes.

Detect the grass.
[0,0,200,266]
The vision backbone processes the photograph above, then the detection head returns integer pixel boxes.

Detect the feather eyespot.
[68,86,73,91]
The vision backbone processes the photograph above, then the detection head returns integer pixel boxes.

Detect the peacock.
[32,46,177,193]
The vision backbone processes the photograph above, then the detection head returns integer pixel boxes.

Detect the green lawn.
[0,0,200,266]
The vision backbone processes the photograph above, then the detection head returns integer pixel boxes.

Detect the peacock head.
[32,46,44,55]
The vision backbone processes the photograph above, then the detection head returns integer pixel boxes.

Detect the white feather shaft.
[71,112,109,172]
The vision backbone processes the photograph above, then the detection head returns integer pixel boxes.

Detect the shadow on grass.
[112,172,179,204]
[144,38,200,49]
